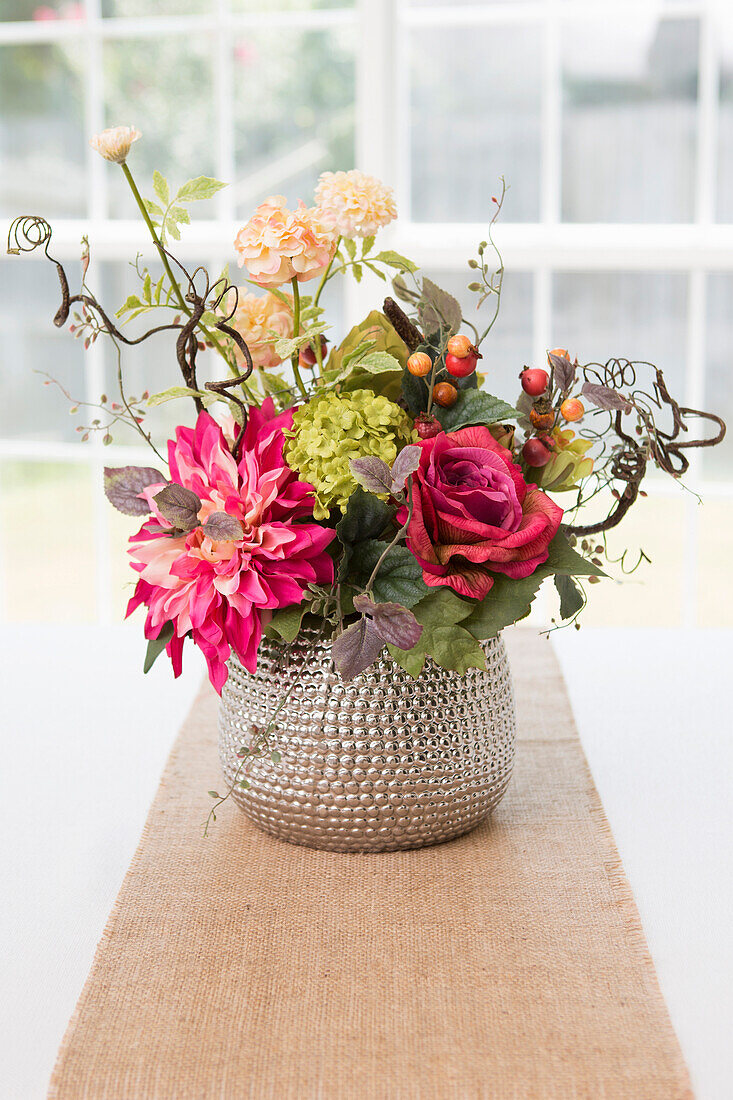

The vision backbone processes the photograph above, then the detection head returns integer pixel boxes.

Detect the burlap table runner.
[49,630,692,1099]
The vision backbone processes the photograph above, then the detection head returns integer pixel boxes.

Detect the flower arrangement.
[9,129,726,695]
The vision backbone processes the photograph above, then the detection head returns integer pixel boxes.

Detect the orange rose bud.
[560,398,585,422]
[433,382,458,408]
[407,351,433,377]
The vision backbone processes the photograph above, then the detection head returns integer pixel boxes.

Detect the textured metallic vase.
[218,626,516,853]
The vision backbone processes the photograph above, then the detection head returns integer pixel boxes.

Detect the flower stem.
[365,481,414,594]
[290,277,308,401]
[120,161,232,371]
[313,235,341,309]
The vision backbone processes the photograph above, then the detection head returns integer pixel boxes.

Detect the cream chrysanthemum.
[89,125,141,164]
[234,195,337,288]
[314,170,397,239]
[221,288,293,370]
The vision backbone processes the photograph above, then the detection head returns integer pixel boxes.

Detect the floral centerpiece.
[9,128,725,851]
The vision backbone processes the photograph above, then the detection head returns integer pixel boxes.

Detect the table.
[1,624,731,1099]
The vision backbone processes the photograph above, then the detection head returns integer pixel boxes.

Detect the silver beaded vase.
[218,626,516,853]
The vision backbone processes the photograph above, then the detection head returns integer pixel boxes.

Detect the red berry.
[407,352,432,378]
[414,414,442,439]
[522,438,552,467]
[433,382,458,408]
[520,368,549,397]
[298,334,328,368]
[445,352,478,378]
[446,334,480,359]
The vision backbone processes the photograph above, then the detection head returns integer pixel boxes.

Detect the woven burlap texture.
[48,629,692,1100]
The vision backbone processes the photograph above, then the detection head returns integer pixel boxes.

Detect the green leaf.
[555,574,584,619]
[143,622,174,674]
[166,219,181,242]
[326,310,409,375]
[153,274,165,304]
[362,235,375,255]
[153,170,170,206]
[400,364,431,415]
[435,389,519,432]
[337,487,393,546]
[142,272,152,303]
[274,323,329,360]
[373,250,418,274]
[116,293,145,318]
[462,572,544,640]
[343,238,357,260]
[147,385,203,406]
[352,262,363,283]
[418,277,462,336]
[167,204,191,225]
[462,530,604,641]
[364,261,387,281]
[387,589,484,677]
[175,175,227,202]
[545,528,606,578]
[264,604,307,643]
[348,540,429,607]
[350,350,402,376]
[143,198,164,218]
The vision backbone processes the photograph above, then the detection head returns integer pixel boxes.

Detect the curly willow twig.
[6,214,256,457]
[564,358,726,537]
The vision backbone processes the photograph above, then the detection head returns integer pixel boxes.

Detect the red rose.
[398,425,563,599]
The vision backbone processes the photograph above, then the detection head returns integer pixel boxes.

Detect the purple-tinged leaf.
[390,445,421,492]
[153,483,202,532]
[104,465,165,516]
[349,456,392,495]
[581,381,632,414]
[548,351,576,392]
[352,594,423,649]
[202,511,244,541]
[332,616,385,681]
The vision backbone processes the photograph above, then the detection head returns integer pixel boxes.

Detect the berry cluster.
[406,333,482,412]
[519,348,586,467]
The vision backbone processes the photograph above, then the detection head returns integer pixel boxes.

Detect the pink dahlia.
[127,403,335,691]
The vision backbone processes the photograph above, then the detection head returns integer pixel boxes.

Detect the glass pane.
[0,259,86,443]
[0,42,86,218]
[104,36,217,219]
[562,17,698,222]
[409,24,542,222]
[703,272,733,479]
[717,44,733,221]
[0,461,96,623]
[552,271,688,480]
[414,268,533,401]
[232,26,355,215]
[2,2,84,20]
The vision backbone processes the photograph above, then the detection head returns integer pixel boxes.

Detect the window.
[1,0,731,627]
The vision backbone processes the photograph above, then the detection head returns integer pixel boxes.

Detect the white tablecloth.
[1,624,731,1099]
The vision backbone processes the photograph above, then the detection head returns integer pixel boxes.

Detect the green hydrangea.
[285,389,416,518]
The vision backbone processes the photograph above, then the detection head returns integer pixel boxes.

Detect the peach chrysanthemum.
[222,287,293,370]
[89,125,141,164]
[234,195,337,288]
[314,170,397,239]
